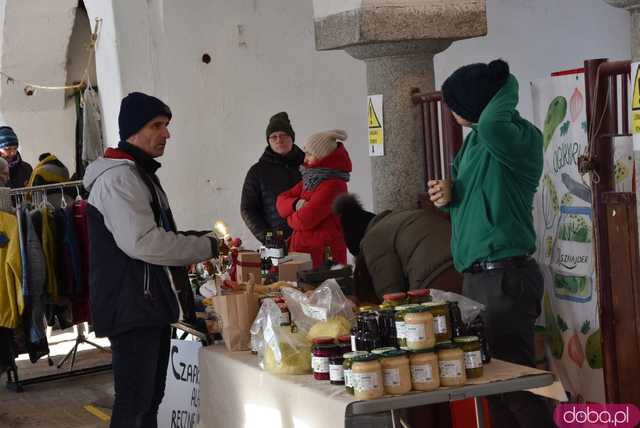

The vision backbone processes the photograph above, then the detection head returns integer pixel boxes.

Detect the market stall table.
[199,344,555,428]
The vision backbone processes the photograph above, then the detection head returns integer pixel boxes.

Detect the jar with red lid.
[311,337,339,381]
[407,289,432,304]
[337,335,351,354]
[381,292,407,309]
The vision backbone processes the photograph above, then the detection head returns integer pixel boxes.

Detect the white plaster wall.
[313,0,362,19]
[434,0,631,122]
[0,0,81,176]
[85,0,370,248]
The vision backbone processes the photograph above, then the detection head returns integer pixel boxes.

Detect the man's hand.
[427,179,452,207]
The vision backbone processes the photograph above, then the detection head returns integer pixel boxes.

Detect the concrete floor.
[0,328,114,427]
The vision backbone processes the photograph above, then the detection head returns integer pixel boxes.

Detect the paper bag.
[212,277,259,351]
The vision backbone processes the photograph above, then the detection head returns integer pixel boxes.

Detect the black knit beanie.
[332,193,376,256]
[442,59,510,123]
[118,92,172,141]
[266,112,295,142]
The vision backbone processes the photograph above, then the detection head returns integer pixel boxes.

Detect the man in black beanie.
[83,92,218,428]
[429,60,554,428]
[241,111,304,244]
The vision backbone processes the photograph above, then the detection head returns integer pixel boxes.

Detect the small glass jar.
[371,347,396,356]
[351,354,384,400]
[404,307,436,350]
[377,308,397,347]
[423,301,452,343]
[409,348,440,391]
[312,337,339,381]
[454,336,484,378]
[337,335,352,355]
[329,354,345,385]
[343,351,368,395]
[358,305,378,313]
[381,292,408,309]
[394,304,419,349]
[380,350,412,395]
[437,341,466,387]
[407,289,432,304]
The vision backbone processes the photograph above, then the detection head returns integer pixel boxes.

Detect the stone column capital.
[313,0,486,52]
[603,0,640,11]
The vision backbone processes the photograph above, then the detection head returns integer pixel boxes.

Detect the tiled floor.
[0,328,114,427]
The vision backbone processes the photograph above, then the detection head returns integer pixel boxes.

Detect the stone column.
[603,0,640,242]
[313,1,487,211]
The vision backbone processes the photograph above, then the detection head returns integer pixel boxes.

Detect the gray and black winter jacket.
[83,143,216,338]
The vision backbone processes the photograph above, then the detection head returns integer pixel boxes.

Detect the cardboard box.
[237,251,262,284]
[278,252,313,282]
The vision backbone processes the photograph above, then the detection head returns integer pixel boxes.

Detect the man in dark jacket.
[241,112,304,244]
[0,126,32,189]
[84,92,218,428]
[334,193,454,302]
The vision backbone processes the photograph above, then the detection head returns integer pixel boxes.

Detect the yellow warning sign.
[368,94,384,156]
[633,65,640,111]
[632,63,640,139]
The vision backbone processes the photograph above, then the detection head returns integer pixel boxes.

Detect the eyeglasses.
[268,133,291,143]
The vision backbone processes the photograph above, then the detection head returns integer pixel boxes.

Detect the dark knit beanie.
[332,193,376,256]
[266,112,295,142]
[118,92,172,141]
[442,59,510,123]
[0,126,18,149]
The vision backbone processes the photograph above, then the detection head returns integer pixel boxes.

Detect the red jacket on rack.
[276,143,351,268]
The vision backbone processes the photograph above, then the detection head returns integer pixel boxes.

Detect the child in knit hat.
[276,129,352,268]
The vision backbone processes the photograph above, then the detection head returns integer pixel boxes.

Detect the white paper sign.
[158,339,202,428]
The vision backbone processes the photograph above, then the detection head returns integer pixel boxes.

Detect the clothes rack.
[5,180,112,392]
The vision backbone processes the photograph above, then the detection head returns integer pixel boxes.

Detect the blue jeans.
[109,325,171,428]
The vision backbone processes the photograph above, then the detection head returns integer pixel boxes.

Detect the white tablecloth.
[198,345,555,428]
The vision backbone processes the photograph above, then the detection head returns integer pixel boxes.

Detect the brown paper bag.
[212,277,259,351]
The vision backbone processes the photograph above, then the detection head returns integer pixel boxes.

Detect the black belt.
[464,255,532,274]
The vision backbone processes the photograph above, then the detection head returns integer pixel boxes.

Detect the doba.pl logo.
[554,404,640,427]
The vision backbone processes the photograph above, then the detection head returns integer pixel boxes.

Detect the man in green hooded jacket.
[428,59,554,427]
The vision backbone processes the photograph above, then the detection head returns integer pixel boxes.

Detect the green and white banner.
[531,71,616,403]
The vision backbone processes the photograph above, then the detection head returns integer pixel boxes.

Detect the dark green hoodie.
[447,75,543,272]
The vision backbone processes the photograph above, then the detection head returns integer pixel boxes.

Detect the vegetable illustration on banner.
[531,70,604,403]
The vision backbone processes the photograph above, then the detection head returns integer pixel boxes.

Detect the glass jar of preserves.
[454,336,483,378]
[377,308,397,347]
[423,301,452,342]
[329,354,345,385]
[437,341,466,387]
[407,289,432,304]
[409,348,440,391]
[404,307,436,351]
[337,335,351,355]
[312,337,339,381]
[343,351,368,395]
[381,292,408,309]
[380,350,411,395]
[362,312,382,352]
[352,354,384,400]
[394,304,420,349]
[358,305,378,313]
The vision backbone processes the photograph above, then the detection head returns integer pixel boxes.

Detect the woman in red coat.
[276,129,351,268]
